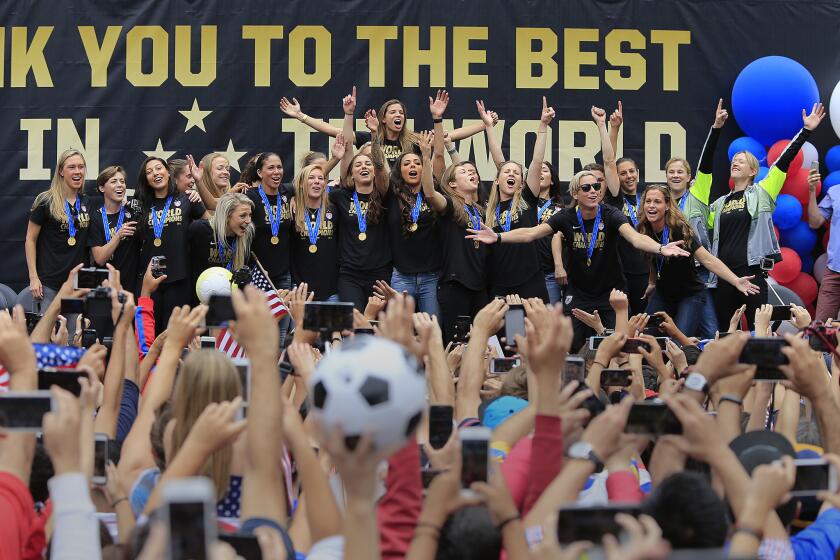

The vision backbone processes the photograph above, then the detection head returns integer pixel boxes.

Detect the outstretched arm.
[618,223,690,257]
[526,96,555,199]
[476,100,505,169]
[430,90,450,182]
[280,96,342,138]
[467,222,554,245]
[595,106,620,197]
[694,246,760,296]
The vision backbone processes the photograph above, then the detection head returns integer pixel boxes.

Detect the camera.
[75,267,111,289]
[809,324,838,352]
[232,266,253,290]
[151,256,167,279]
[84,287,112,317]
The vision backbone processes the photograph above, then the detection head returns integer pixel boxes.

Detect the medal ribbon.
[258,184,280,238]
[306,207,322,247]
[101,206,125,243]
[151,196,173,243]
[410,192,423,227]
[217,238,237,271]
[656,225,669,279]
[577,205,602,266]
[352,191,367,235]
[625,193,641,227]
[537,199,553,222]
[64,198,81,240]
[678,193,687,212]
[495,203,513,232]
[465,204,482,230]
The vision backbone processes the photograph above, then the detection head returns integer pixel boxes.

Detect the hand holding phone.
[428,405,454,450]
[163,477,217,560]
[460,427,490,497]
[504,305,525,346]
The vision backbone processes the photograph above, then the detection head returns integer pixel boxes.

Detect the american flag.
[215,256,288,359]
[0,344,86,392]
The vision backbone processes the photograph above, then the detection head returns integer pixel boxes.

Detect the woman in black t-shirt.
[291,164,340,301]
[636,185,759,337]
[26,149,92,304]
[134,157,208,328]
[437,162,489,342]
[387,133,448,314]
[88,166,140,294]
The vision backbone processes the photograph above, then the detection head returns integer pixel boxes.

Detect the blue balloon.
[800,254,814,274]
[772,194,803,230]
[826,145,840,173]
[732,56,819,147]
[780,220,817,257]
[757,166,769,182]
[825,170,840,188]
[728,137,768,165]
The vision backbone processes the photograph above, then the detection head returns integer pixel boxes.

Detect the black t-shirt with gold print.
[247,184,295,282]
[29,195,92,289]
[717,190,750,270]
[291,204,340,300]
[137,193,206,284]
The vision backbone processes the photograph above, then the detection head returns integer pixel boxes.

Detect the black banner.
[2,0,839,289]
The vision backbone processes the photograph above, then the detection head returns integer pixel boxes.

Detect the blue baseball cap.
[481,396,528,430]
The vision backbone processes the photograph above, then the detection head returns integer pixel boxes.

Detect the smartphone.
[770,305,792,321]
[0,391,54,431]
[421,468,443,489]
[504,305,526,346]
[563,356,586,385]
[622,338,652,354]
[24,312,41,335]
[490,357,521,375]
[453,315,472,343]
[162,477,217,560]
[38,368,83,396]
[739,338,789,379]
[809,325,838,352]
[231,358,251,403]
[600,368,632,388]
[93,433,108,486]
[303,301,354,332]
[760,257,775,271]
[354,328,375,335]
[556,503,642,544]
[278,359,295,382]
[205,295,236,327]
[811,160,820,173]
[82,328,98,348]
[151,255,168,279]
[792,458,837,498]
[74,267,111,289]
[219,534,262,560]
[655,337,668,351]
[460,427,490,497]
[428,405,454,450]
[625,402,682,435]
[60,298,85,315]
[647,314,665,329]
[199,336,216,349]
[588,336,605,351]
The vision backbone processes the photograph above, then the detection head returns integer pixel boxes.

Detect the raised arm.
[807,167,827,228]
[476,100,505,169]
[369,135,391,196]
[608,100,623,155]
[341,86,358,160]
[429,89,449,182]
[31,264,88,343]
[94,290,135,438]
[762,103,825,201]
[449,121,490,142]
[618,223,691,257]
[594,106,620,197]
[526,96,555,199]
[691,99,727,207]
[457,299,507,421]
[280,96,342,137]
[186,154,218,211]
[418,131,447,213]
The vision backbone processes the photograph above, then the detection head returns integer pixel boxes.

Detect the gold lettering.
[403,26,446,87]
[289,25,331,87]
[242,25,284,87]
[605,29,646,90]
[78,26,121,87]
[283,118,315,175]
[563,28,599,90]
[19,118,51,181]
[644,121,686,183]
[126,26,168,87]
[557,120,600,181]
[508,120,548,168]
[175,25,217,87]
[0,28,4,87]
[356,26,398,87]
[11,26,54,87]
[57,118,100,179]
[515,28,557,88]
[651,30,690,91]
[453,27,488,88]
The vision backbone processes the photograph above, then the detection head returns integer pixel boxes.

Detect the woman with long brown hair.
[636,184,759,336]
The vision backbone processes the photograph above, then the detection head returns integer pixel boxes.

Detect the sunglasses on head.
[579,183,602,193]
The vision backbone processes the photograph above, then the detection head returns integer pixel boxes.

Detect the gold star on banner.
[143,139,176,160]
[217,139,247,172]
[178,98,212,132]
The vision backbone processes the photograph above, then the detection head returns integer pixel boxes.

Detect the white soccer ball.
[195,267,233,304]
[309,335,425,450]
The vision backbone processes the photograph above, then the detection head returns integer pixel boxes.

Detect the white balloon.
[814,252,829,283]
[831,79,840,140]
[801,141,819,169]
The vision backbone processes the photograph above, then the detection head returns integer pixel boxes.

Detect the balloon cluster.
[730,55,833,310]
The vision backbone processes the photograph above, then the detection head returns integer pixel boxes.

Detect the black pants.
[437,280,489,344]
[152,278,191,332]
[489,270,549,303]
[337,266,392,311]
[625,272,650,316]
[714,265,768,331]
[565,291,617,353]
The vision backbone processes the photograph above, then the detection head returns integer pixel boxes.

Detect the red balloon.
[781,168,819,207]
[782,272,818,305]
[769,247,802,284]
[767,139,804,171]
[728,176,735,190]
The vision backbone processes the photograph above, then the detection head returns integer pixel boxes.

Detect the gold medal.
[587,258,591,267]
[408,222,418,232]
[67,237,76,246]
[270,236,279,245]
[474,240,480,249]
[358,232,367,241]
[309,244,318,254]
[153,238,162,247]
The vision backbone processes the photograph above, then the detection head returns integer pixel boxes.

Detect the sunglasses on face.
[579,183,602,193]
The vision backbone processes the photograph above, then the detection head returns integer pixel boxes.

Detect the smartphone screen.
[600,369,631,388]
[428,405,454,450]
[625,402,682,435]
[0,392,52,431]
[647,314,665,328]
[563,356,586,385]
[219,534,262,560]
[168,501,209,560]
[24,312,41,335]
[199,336,216,349]
[770,305,792,321]
[556,504,641,543]
[82,329,98,348]
[454,316,472,343]
[460,431,489,488]
[621,338,652,354]
[232,359,250,403]
[75,267,110,289]
[206,295,236,327]
[38,369,83,396]
[504,305,525,345]
[490,357,520,375]
[59,298,85,315]
[588,336,605,351]
[303,302,354,332]
[93,435,108,484]
[792,460,834,497]
[739,338,789,369]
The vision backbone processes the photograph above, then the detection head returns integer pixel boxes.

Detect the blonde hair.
[33,149,86,222]
[569,170,598,198]
[210,192,254,270]
[294,164,330,234]
[665,157,692,177]
[198,153,230,200]
[170,350,242,499]
[732,150,761,183]
[300,151,328,169]
[485,161,527,228]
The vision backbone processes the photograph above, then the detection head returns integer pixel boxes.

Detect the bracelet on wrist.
[432,117,443,123]
[496,514,521,532]
[446,146,457,155]
[593,360,608,369]
[297,113,308,123]
[496,232,502,244]
[111,496,128,508]
[733,523,763,540]
[718,394,744,407]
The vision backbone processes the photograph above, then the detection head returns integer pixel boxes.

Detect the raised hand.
[472,298,508,339]
[363,295,386,320]
[332,132,347,160]
[540,96,555,125]
[803,102,826,131]
[712,98,728,129]
[287,283,314,328]
[728,303,747,332]
[42,386,83,474]
[165,305,208,349]
[373,279,400,301]
[475,99,495,129]
[609,289,629,313]
[429,89,450,119]
[609,100,623,128]
[378,294,423,358]
[571,308,604,334]
[418,130,434,160]
[779,333,831,402]
[186,398,248,457]
[364,108,379,133]
[279,96,302,118]
[51,315,69,346]
[603,514,670,560]
[342,85,357,116]
[808,167,821,193]
[231,285,279,359]
[515,305,572,377]
[591,106,607,126]
[186,154,204,183]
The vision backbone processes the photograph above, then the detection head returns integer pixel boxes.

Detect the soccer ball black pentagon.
[308,335,425,449]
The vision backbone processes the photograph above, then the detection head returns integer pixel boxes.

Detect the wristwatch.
[684,372,710,395]
[567,441,604,472]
